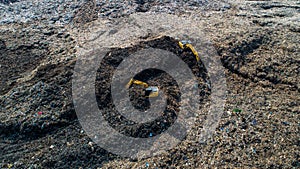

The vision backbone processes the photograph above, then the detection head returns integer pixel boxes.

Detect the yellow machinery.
[125,40,199,98]
[178,40,200,62]
[126,78,159,97]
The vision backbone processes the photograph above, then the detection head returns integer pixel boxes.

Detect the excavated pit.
[95,36,210,138]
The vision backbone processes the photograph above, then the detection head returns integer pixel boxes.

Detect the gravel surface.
[0,0,85,25]
[0,0,231,25]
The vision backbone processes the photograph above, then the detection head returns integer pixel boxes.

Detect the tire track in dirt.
[217,29,299,92]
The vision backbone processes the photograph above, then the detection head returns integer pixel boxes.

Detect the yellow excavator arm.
[124,40,199,98]
[178,41,200,62]
[126,78,149,88]
[178,41,185,49]
[185,44,200,62]
[126,78,159,98]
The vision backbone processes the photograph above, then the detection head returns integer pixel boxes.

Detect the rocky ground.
[0,0,299,168]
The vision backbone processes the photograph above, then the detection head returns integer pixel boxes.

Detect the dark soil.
[95,36,209,138]
[0,1,299,168]
[0,35,210,168]
[0,41,48,95]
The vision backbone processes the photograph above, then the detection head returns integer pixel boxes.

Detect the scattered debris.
[233,108,242,113]
[252,119,257,125]
[252,147,256,154]
[145,162,149,168]
[7,163,13,169]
